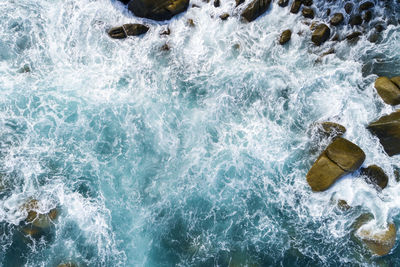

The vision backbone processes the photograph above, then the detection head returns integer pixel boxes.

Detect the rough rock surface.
[108,24,149,39]
[368,110,400,156]
[360,165,389,190]
[279,29,292,45]
[241,0,271,22]
[128,0,189,21]
[311,24,330,45]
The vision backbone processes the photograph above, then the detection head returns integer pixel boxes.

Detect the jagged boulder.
[128,0,189,21]
[241,0,271,22]
[311,24,330,45]
[108,24,149,39]
[367,110,400,156]
[360,165,388,190]
[306,138,365,191]
[374,77,400,105]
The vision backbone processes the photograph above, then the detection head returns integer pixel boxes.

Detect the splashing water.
[0,0,400,266]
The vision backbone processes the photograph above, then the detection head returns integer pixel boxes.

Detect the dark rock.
[375,24,385,32]
[311,24,330,46]
[278,0,289,7]
[346,31,362,42]
[363,10,372,23]
[192,3,200,7]
[344,2,353,14]
[128,0,189,21]
[161,43,170,51]
[108,24,149,39]
[312,121,346,139]
[361,165,388,190]
[368,32,380,43]
[338,199,351,211]
[214,0,220,7]
[306,138,365,191]
[290,0,302,14]
[359,1,374,11]
[326,8,331,17]
[118,0,130,4]
[349,15,362,26]
[160,27,171,35]
[279,29,292,45]
[330,13,344,26]
[302,7,314,19]
[368,110,400,156]
[220,13,230,20]
[241,0,271,22]
[236,0,245,7]
[374,77,400,105]
[301,0,312,7]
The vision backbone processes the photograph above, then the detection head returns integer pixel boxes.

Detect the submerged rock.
[108,24,149,39]
[241,0,271,22]
[57,263,78,267]
[302,0,312,7]
[311,121,346,139]
[337,199,351,211]
[220,13,230,20]
[279,29,292,45]
[22,199,58,229]
[128,0,189,21]
[349,15,362,27]
[367,110,400,156]
[344,2,353,14]
[359,1,374,11]
[311,24,330,46]
[306,138,365,191]
[330,13,344,26]
[374,77,400,105]
[360,165,388,190]
[357,222,396,256]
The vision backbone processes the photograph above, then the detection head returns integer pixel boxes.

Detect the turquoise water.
[0,0,400,266]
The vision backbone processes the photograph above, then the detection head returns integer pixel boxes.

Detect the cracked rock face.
[306,138,365,191]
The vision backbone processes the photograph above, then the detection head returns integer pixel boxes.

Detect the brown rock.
[279,29,292,45]
[241,0,271,22]
[361,165,388,190]
[374,77,400,105]
[325,137,365,172]
[330,13,344,26]
[346,31,362,41]
[236,0,245,7]
[128,0,189,21]
[187,18,195,27]
[302,7,314,19]
[220,13,230,20]
[367,110,400,156]
[349,15,362,26]
[290,0,302,14]
[391,76,400,88]
[338,199,351,211]
[357,223,396,256]
[311,24,330,46]
[306,153,348,191]
[108,24,149,39]
[311,121,346,139]
[301,0,312,6]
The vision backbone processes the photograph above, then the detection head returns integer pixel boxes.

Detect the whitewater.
[0,0,400,266]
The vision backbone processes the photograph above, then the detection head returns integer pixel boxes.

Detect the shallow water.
[0,0,400,266]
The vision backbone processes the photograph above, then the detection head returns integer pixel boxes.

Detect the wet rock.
[160,27,171,36]
[214,0,220,7]
[187,18,195,27]
[279,29,292,45]
[360,165,388,190]
[241,0,271,22]
[118,0,130,4]
[349,15,362,27]
[359,1,374,11]
[108,24,149,39]
[311,24,330,46]
[290,0,302,14]
[278,0,289,7]
[326,8,331,17]
[18,64,31,73]
[23,200,58,229]
[306,138,365,191]
[302,7,314,19]
[374,77,400,105]
[391,76,400,88]
[161,43,170,51]
[57,263,78,267]
[128,0,189,21]
[375,24,385,33]
[357,222,396,256]
[220,13,230,20]
[236,0,245,7]
[192,3,200,7]
[317,122,346,139]
[337,199,351,211]
[344,2,353,14]
[363,10,372,23]
[367,110,400,156]
[368,32,380,43]
[301,0,312,7]
[346,31,362,43]
[330,13,344,26]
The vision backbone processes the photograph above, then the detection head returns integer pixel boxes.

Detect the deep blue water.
[0,0,400,266]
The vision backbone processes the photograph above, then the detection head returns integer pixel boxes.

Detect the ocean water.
[0,0,400,266]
